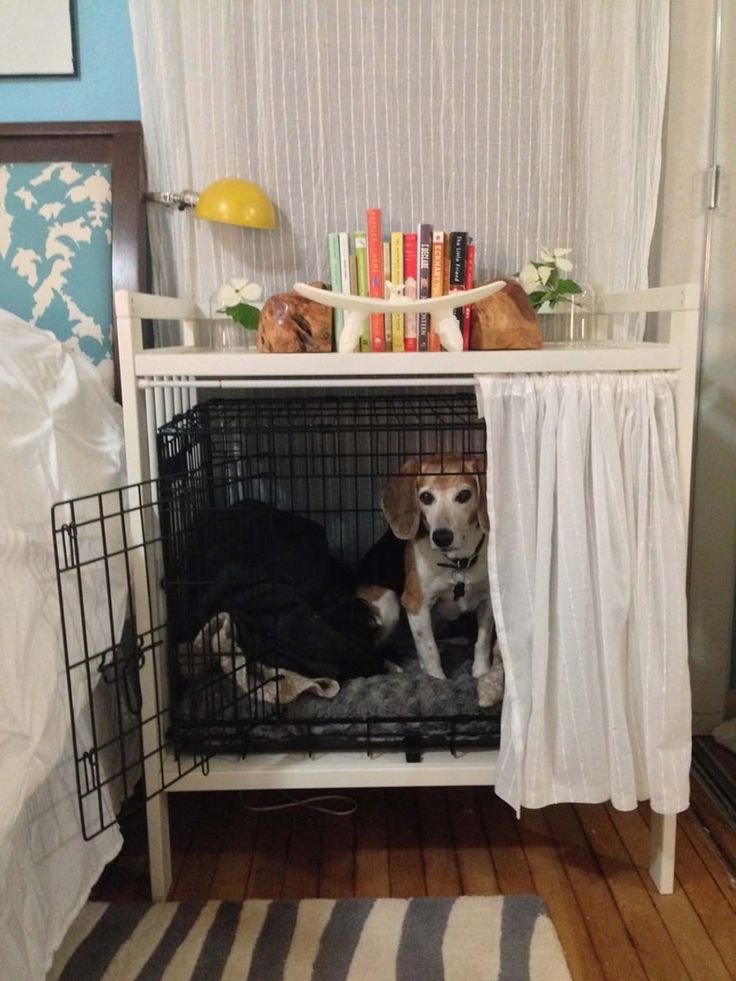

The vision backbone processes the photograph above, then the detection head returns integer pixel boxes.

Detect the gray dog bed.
[173,636,501,752]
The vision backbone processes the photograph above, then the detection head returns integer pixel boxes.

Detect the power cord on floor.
[238,790,357,817]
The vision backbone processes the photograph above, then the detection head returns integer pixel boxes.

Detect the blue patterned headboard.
[0,120,146,398]
[0,161,114,370]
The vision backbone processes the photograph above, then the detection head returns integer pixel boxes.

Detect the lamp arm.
[146,190,200,210]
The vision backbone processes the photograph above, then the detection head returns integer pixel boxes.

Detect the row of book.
[327,208,476,351]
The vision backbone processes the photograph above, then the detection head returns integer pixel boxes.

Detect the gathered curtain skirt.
[475,372,691,815]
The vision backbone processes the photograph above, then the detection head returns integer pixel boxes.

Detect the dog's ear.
[468,457,490,533]
[382,458,421,540]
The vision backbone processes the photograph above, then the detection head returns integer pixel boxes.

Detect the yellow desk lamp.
[146,177,277,229]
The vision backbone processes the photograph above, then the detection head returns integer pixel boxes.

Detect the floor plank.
[354,789,391,898]
[386,789,426,898]
[416,788,462,896]
[169,793,228,901]
[244,804,292,900]
[605,803,732,981]
[476,789,535,894]
[281,804,323,899]
[319,807,355,898]
[544,803,647,981]
[445,787,499,895]
[209,793,260,900]
[575,803,691,981]
[517,806,605,981]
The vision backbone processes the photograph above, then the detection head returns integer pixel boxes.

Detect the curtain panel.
[476,372,691,814]
[129,0,669,325]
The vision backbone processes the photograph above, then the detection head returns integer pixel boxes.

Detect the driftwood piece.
[257,281,332,352]
[470,278,542,350]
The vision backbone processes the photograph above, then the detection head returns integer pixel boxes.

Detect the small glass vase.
[537,285,597,345]
[208,294,259,351]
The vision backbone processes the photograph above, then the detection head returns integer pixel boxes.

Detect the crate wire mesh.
[157,392,500,754]
[54,391,500,835]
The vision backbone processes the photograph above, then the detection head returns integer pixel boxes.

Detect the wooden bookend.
[469,278,542,350]
[258,281,333,353]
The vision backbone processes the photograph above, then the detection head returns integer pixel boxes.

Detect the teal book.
[328,231,343,346]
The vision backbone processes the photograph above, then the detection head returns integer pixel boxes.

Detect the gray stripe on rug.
[396,897,455,981]
[191,902,242,981]
[246,900,299,981]
[58,902,149,980]
[310,897,375,981]
[499,895,545,980]
[136,902,205,980]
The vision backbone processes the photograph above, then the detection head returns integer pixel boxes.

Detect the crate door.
[52,478,213,838]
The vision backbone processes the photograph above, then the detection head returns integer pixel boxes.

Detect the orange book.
[366,208,385,351]
[429,230,445,351]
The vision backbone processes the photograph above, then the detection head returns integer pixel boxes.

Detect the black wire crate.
[157,390,500,756]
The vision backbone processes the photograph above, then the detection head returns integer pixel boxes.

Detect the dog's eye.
[455,489,472,504]
[419,491,434,506]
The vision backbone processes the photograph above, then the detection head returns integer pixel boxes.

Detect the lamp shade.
[194,178,277,229]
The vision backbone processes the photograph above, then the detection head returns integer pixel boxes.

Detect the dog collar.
[436,534,485,599]
[436,533,486,572]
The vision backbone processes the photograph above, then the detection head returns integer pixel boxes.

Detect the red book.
[366,208,385,351]
[462,242,475,350]
[403,233,418,351]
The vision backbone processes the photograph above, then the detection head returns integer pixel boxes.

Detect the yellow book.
[390,231,405,352]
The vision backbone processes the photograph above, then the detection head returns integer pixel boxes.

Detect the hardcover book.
[416,223,433,351]
[354,231,370,351]
[462,241,475,350]
[383,240,392,350]
[328,231,343,345]
[429,229,445,351]
[403,232,418,352]
[366,208,385,351]
[449,231,469,335]
[390,231,404,351]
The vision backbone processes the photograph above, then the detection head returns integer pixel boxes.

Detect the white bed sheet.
[0,312,129,980]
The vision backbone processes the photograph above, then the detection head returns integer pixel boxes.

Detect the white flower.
[540,247,573,272]
[216,278,263,309]
[518,262,551,293]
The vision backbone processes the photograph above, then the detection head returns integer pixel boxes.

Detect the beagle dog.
[357,454,503,699]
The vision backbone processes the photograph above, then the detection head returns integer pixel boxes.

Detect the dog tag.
[453,581,465,600]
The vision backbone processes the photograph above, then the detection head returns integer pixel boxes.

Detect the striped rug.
[49,896,571,980]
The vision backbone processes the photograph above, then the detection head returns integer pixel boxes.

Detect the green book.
[328,231,343,346]
[354,231,369,352]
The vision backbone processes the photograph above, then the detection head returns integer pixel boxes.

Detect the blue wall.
[0,0,140,122]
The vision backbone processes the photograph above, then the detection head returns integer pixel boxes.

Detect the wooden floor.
[93,753,736,981]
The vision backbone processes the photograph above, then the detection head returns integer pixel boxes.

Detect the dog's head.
[381,454,489,553]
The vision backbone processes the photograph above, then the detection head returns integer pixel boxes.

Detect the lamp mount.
[146,190,200,211]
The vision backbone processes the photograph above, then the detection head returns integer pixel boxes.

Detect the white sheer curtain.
[129,0,668,325]
[476,372,691,814]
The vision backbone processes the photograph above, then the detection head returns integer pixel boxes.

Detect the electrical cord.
[238,790,357,817]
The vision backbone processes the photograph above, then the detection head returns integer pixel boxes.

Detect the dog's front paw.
[472,656,491,679]
[476,658,505,708]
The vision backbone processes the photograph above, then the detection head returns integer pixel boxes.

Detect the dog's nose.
[432,528,454,549]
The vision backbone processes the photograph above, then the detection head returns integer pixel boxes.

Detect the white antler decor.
[293,280,507,352]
